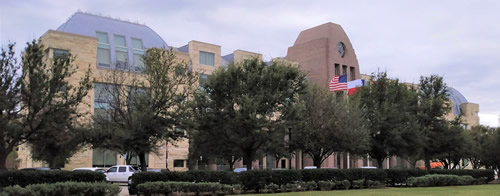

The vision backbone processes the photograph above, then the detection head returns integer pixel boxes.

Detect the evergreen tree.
[189,58,307,170]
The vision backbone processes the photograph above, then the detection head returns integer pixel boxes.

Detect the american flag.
[329,75,348,92]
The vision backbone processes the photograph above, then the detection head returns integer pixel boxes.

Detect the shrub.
[317,181,334,191]
[269,170,301,186]
[301,169,345,182]
[0,170,105,188]
[344,169,387,182]
[407,174,481,187]
[351,179,365,189]
[334,179,351,190]
[238,170,272,192]
[137,181,230,196]
[428,169,495,183]
[305,181,318,191]
[1,182,120,196]
[384,169,427,186]
[366,180,383,188]
[263,183,280,193]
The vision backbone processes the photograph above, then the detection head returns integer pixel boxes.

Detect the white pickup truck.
[105,165,139,183]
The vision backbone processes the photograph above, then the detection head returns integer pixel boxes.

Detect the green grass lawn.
[239,184,500,196]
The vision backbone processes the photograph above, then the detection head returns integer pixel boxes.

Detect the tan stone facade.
[16,26,262,170]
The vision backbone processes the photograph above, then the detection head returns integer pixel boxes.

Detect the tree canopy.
[189,58,307,170]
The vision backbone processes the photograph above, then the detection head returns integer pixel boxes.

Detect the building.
[16,12,479,170]
[17,11,261,171]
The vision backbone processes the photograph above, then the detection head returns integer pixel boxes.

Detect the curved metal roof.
[56,12,168,49]
[447,87,468,116]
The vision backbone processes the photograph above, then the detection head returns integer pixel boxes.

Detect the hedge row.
[0,170,106,188]
[137,181,234,196]
[385,169,495,186]
[407,174,489,187]
[1,181,120,196]
[130,168,494,193]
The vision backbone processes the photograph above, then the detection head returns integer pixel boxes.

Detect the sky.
[1,0,499,127]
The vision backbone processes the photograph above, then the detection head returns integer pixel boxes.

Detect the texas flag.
[347,79,364,95]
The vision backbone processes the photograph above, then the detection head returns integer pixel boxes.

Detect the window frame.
[96,32,111,68]
[199,51,215,66]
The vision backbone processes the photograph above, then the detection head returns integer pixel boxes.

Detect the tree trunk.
[0,150,8,171]
[138,152,147,172]
[424,154,431,170]
[244,156,253,171]
[377,159,384,169]
[313,156,322,168]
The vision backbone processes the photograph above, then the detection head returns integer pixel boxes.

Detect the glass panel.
[114,35,126,47]
[107,167,117,172]
[104,150,117,167]
[174,160,185,167]
[199,51,214,66]
[131,38,143,50]
[97,48,111,67]
[53,49,69,58]
[94,83,114,108]
[96,32,109,44]
[118,167,126,172]
[133,53,144,70]
[116,50,128,69]
[92,148,105,167]
[199,74,209,87]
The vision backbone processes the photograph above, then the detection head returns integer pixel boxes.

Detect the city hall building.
[16,11,479,170]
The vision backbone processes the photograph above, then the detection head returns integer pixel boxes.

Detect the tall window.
[96,32,111,67]
[114,35,128,69]
[350,67,355,81]
[131,38,145,72]
[92,148,117,167]
[199,51,215,66]
[334,64,339,76]
[342,65,347,75]
[129,153,149,167]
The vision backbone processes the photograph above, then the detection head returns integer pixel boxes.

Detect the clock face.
[338,42,345,57]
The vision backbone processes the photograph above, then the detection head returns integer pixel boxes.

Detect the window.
[94,83,115,109]
[96,32,111,67]
[132,38,145,72]
[342,65,347,75]
[199,74,209,88]
[114,35,128,69]
[334,64,339,76]
[53,49,69,59]
[92,148,117,167]
[350,67,355,81]
[199,51,215,66]
[129,154,149,167]
[174,160,185,167]
[107,167,117,173]
[118,167,126,172]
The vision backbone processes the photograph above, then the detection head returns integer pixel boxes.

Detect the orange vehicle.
[417,161,444,170]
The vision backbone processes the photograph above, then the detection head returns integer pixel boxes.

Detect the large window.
[129,154,149,167]
[114,35,128,69]
[92,148,117,167]
[342,65,347,75]
[199,51,215,66]
[96,32,111,67]
[131,38,145,72]
[334,64,339,76]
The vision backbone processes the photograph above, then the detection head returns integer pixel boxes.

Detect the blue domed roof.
[447,87,468,116]
[56,12,168,49]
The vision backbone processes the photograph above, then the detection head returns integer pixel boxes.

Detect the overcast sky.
[1,0,499,126]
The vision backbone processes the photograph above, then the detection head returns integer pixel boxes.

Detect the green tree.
[0,41,92,169]
[417,75,451,170]
[290,84,369,168]
[357,72,421,168]
[437,117,467,169]
[190,58,307,170]
[92,48,197,171]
